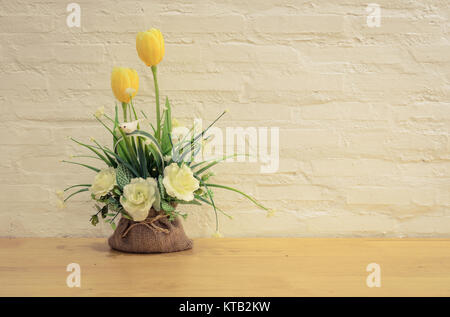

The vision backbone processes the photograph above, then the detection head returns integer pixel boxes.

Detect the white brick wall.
[0,0,449,237]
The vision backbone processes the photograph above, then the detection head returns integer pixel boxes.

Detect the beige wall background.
[0,0,449,238]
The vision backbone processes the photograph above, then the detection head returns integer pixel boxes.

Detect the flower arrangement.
[61,28,270,253]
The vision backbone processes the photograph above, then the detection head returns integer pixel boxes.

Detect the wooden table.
[0,238,449,296]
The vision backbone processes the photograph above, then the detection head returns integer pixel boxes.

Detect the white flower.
[94,106,105,119]
[55,189,64,199]
[162,163,199,201]
[119,119,143,134]
[266,209,276,218]
[172,118,181,128]
[120,178,159,221]
[55,189,66,209]
[125,87,136,96]
[90,167,116,200]
[56,199,66,210]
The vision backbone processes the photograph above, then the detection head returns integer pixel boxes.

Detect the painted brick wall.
[0,0,449,237]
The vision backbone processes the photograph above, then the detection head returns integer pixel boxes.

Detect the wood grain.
[0,238,449,296]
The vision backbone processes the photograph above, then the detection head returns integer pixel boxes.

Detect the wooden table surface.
[0,238,449,296]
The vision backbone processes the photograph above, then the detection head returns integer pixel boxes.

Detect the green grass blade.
[90,138,117,168]
[64,188,89,202]
[203,183,269,211]
[70,138,112,167]
[204,184,219,231]
[102,147,140,177]
[194,194,232,219]
[61,160,100,173]
[64,184,91,192]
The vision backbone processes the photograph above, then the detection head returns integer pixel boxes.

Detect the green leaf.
[100,205,108,218]
[194,194,232,219]
[90,138,117,168]
[161,201,175,212]
[204,184,219,231]
[137,138,148,178]
[61,160,100,173]
[117,127,139,170]
[110,222,117,230]
[158,175,166,200]
[90,214,99,226]
[102,147,140,177]
[123,130,165,173]
[70,138,112,167]
[161,97,173,154]
[200,172,214,182]
[64,184,91,192]
[64,187,90,202]
[204,183,269,211]
[121,212,133,220]
[116,163,133,189]
[172,199,202,206]
[127,130,164,161]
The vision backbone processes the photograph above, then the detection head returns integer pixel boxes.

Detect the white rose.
[120,178,159,221]
[90,167,116,199]
[163,163,199,201]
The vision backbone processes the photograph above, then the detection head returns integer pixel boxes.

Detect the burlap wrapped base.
[108,208,193,253]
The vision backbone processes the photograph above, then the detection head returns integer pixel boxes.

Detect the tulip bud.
[136,28,165,67]
[111,67,139,103]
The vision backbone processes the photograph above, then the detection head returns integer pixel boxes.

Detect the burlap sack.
[108,208,193,253]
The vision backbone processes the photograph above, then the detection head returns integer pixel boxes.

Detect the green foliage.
[116,163,133,189]
[161,97,173,155]
[90,214,99,226]
[158,175,166,200]
[63,63,271,233]
[161,201,175,212]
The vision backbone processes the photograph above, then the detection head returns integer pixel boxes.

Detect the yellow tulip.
[136,28,165,67]
[110,67,139,103]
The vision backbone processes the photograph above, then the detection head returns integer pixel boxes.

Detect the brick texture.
[0,0,449,237]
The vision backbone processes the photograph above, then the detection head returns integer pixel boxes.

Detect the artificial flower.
[111,67,139,103]
[266,209,276,218]
[90,167,116,199]
[120,178,159,221]
[56,199,66,210]
[136,28,165,67]
[55,190,66,209]
[55,189,64,199]
[172,118,181,128]
[94,106,105,119]
[163,163,199,201]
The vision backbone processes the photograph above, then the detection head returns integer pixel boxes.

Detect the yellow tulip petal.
[111,67,139,103]
[136,28,165,67]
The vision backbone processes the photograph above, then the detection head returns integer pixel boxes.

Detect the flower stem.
[121,102,128,122]
[151,65,161,141]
